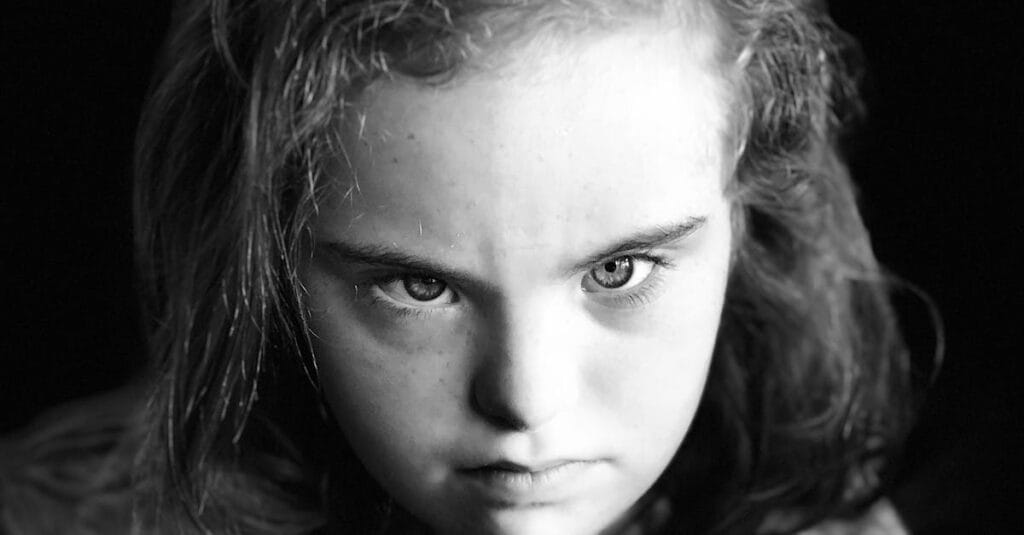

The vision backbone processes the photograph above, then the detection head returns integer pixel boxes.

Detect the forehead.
[315,26,728,273]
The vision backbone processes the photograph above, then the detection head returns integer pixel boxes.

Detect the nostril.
[486,411,532,432]
[471,381,533,431]
[470,370,569,432]
[468,304,578,432]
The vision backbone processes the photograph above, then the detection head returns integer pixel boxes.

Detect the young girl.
[2,0,916,533]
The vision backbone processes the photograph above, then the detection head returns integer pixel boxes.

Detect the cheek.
[596,306,719,450]
[310,315,467,439]
[303,273,474,490]
[590,251,729,458]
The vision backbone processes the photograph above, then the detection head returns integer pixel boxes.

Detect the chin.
[427,503,617,535]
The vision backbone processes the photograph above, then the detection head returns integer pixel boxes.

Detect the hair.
[132,0,914,532]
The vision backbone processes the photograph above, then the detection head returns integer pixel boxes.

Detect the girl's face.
[302,25,732,535]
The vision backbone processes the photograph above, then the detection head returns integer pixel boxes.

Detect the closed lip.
[457,459,601,504]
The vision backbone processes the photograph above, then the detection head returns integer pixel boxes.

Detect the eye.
[376,274,457,306]
[581,255,656,293]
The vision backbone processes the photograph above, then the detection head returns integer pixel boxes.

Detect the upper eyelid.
[561,217,705,276]
[369,268,443,281]
[320,241,681,298]
[582,253,665,289]
[378,276,458,302]
[595,250,666,265]
[319,216,703,284]
[319,244,498,297]
[366,252,670,289]
[370,253,666,288]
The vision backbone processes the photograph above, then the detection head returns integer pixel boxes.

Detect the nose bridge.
[471,293,579,431]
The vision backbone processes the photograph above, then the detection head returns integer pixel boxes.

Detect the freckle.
[407,132,416,140]
[392,157,398,163]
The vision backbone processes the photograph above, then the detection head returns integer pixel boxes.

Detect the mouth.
[457,459,601,505]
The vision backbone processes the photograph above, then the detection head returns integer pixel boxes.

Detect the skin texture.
[301,25,733,535]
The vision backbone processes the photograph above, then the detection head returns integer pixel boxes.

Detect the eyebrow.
[317,215,707,283]
[318,241,482,285]
[561,216,707,276]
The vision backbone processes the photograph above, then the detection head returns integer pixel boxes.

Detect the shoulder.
[758,499,909,535]
[798,499,909,535]
[0,385,146,535]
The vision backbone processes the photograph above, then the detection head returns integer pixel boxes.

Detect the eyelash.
[585,252,671,309]
[358,273,458,320]
[358,252,673,318]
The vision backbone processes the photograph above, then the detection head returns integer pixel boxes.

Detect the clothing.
[0,387,142,534]
[795,500,907,534]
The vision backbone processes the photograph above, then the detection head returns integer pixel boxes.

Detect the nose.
[471,297,580,432]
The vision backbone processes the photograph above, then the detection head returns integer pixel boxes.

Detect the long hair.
[132,0,913,532]
[673,2,912,531]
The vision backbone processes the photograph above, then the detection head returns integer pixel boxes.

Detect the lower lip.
[459,461,600,504]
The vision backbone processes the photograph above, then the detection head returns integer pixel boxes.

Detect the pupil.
[403,276,446,301]
[594,257,633,289]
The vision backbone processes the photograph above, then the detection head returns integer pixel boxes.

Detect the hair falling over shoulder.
[129,0,920,533]
[677,2,917,531]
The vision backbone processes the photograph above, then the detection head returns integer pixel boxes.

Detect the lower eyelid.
[367,293,436,319]
[592,268,666,309]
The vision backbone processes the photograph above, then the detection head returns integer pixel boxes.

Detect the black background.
[3,2,1021,532]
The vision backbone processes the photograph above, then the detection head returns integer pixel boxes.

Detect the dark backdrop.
[3,2,1021,532]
